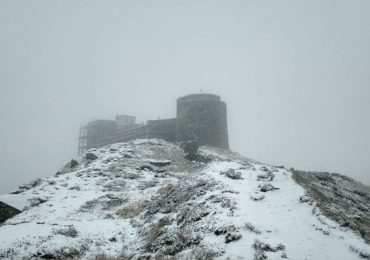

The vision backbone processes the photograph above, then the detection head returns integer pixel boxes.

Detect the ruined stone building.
[78,93,229,155]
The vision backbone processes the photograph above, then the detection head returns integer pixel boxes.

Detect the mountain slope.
[0,139,369,259]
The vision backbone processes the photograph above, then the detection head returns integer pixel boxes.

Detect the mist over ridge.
[1,0,370,194]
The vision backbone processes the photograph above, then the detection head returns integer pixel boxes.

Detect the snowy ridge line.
[0,139,369,259]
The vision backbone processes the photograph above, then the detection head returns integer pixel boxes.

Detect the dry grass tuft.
[94,252,133,260]
[116,202,147,219]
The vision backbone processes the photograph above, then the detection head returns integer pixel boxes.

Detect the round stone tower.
[176,93,229,149]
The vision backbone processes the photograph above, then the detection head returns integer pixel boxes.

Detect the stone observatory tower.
[176,93,229,149]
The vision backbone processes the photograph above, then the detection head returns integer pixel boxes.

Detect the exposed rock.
[259,183,279,192]
[123,153,134,158]
[138,180,158,190]
[68,185,81,191]
[225,232,242,243]
[244,222,261,234]
[179,141,212,163]
[70,159,79,168]
[250,194,265,201]
[138,165,153,171]
[181,141,200,161]
[56,160,80,176]
[281,252,288,258]
[299,194,313,204]
[214,225,237,236]
[148,159,172,167]
[0,201,21,223]
[123,172,141,179]
[257,171,275,181]
[109,237,117,242]
[181,141,199,155]
[349,245,370,259]
[28,197,48,208]
[11,179,42,194]
[85,153,98,160]
[220,169,242,180]
[252,240,286,260]
[214,225,241,243]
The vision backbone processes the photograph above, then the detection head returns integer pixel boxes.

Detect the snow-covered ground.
[0,139,369,259]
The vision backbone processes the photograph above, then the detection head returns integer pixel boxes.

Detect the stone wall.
[146,119,177,142]
[85,119,117,147]
[176,94,229,149]
[79,93,230,153]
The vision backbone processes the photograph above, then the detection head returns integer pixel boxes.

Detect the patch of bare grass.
[116,202,147,219]
[94,252,132,260]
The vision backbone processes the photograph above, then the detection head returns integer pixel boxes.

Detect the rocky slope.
[0,139,369,259]
[292,169,370,245]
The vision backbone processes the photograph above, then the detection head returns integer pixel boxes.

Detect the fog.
[0,0,369,194]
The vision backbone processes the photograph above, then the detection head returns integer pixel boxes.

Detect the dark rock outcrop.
[181,141,200,161]
[56,159,80,176]
[221,169,242,180]
[259,183,279,192]
[85,153,98,161]
[70,159,79,168]
[253,240,286,260]
[180,141,211,163]
[0,201,21,223]
[11,179,42,194]
[148,160,172,167]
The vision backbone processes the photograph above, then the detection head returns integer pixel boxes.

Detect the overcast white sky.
[0,0,369,194]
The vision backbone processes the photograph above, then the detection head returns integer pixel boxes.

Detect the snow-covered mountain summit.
[0,139,369,259]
